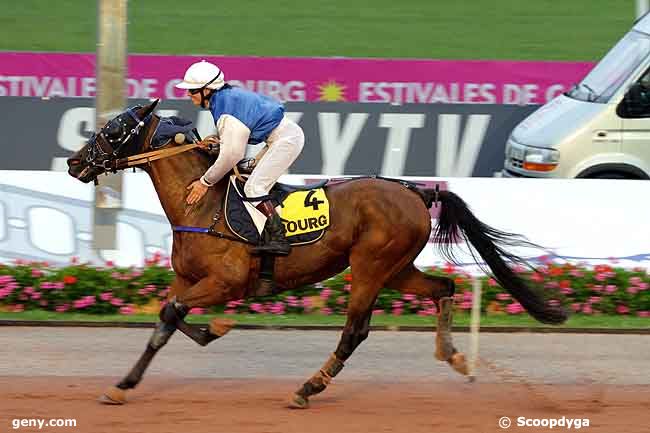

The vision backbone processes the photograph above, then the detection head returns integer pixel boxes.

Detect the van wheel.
[587,172,636,179]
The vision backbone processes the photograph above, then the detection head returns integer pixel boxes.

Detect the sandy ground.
[1,328,649,432]
[1,377,648,433]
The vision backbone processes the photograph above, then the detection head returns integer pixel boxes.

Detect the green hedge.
[1,257,649,318]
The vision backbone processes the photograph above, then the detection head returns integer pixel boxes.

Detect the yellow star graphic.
[317,80,346,102]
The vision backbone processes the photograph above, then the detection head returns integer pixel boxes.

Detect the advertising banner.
[0,97,538,176]
[0,51,592,105]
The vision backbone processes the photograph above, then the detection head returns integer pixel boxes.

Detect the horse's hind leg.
[290,233,418,409]
[290,285,376,409]
[386,264,468,375]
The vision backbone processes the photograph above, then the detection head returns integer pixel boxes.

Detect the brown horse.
[67,100,567,409]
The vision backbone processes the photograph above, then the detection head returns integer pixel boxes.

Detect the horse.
[66,100,567,409]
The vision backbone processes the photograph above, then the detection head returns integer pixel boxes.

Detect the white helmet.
[175,60,225,90]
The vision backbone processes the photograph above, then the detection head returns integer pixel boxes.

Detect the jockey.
[177,60,304,256]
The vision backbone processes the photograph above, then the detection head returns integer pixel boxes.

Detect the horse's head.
[67,99,159,183]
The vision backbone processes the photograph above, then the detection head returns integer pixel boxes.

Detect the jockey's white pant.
[244,116,304,205]
[199,115,304,206]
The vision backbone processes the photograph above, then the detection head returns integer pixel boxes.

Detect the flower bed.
[0,256,649,318]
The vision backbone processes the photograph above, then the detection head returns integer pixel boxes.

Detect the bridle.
[83,108,203,180]
[85,106,151,171]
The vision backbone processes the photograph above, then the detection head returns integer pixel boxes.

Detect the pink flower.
[372,309,385,315]
[513,265,526,274]
[627,287,638,294]
[582,304,593,315]
[320,307,332,315]
[224,309,236,314]
[105,260,115,267]
[571,303,582,312]
[638,282,648,291]
[269,302,285,315]
[569,269,584,278]
[629,277,642,286]
[605,285,617,294]
[392,308,403,316]
[488,278,497,287]
[110,298,124,307]
[560,287,574,295]
[189,307,206,315]
[402,293,417,301]
[616,305,630,315]
[637,311,650,318]
[55,304,70,313]
[119,304,135,315]
[392,300,404,309]
[592,285,603,293]
[336,296,347,305]
[0,275,15,284]
[463,291,473,301]
[506,302,524,315]
[31,292,41,300]
[459,301,473,310]
[11,304,24,312]
[595,273,606,282]
[496,293,511,301]
[249,303,264,313]
[588,296,602,304]
[531,272,544,283]
[100,292,113,301]
[319,288,332,300]
[31,268,43,278]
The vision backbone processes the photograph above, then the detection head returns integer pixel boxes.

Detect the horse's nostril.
[68,159,80,167]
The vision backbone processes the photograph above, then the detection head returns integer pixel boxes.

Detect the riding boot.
[253,200,291,256]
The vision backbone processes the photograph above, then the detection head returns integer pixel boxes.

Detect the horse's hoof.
[448,352,469,376]
[210,318,235,337]
[288,394,309,409]
[98,386,127,405]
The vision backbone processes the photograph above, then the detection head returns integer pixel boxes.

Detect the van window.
[566,30,650,103]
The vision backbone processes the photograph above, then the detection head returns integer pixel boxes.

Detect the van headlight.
[507,138,560,172]
[522,147,560,172]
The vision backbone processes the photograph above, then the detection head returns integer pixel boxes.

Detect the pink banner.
[0,51,594,105]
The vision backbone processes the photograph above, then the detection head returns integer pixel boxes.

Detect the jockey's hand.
[198,135,220,151]
[186,180,209,205]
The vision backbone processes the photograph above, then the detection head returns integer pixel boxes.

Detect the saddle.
[224,176,330,246]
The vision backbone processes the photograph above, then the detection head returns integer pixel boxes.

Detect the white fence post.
[468,277,482,380]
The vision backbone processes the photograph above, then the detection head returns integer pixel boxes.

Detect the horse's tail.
[422,188,568,325]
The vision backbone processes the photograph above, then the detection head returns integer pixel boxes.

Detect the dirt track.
[2,377,648,433]
[1,328,649,432]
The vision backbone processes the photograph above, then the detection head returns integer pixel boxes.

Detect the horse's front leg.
[99,276,192,405]
[167,276,240,346]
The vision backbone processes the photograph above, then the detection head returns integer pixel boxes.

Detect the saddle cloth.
[224,176,330,246]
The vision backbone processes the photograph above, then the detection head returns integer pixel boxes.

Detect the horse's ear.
[141,99,160,117]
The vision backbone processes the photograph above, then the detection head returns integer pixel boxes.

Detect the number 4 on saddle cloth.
[224,175,331,246]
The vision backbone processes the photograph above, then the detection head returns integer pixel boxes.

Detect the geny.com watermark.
[499,416,590,429]
[11,418,77,430]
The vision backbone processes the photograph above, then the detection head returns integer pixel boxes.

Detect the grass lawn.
[1,311,648,329]
[0,0,634,60]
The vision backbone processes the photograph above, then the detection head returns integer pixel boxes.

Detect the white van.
[502,13,650,179]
